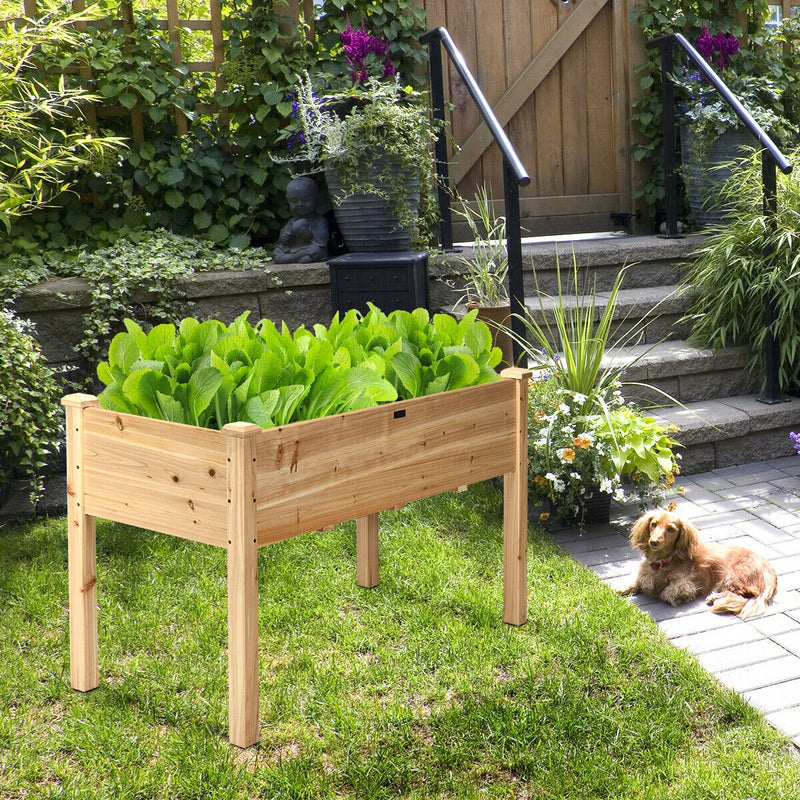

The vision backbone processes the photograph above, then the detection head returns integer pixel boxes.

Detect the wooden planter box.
[62,367,531,748]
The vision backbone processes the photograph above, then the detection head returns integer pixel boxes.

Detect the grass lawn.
[1,481,798,799]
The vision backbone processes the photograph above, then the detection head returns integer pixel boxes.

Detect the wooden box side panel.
[253,380,519,544]
[80,408,230,546]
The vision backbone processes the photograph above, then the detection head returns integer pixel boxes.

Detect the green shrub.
[0,309,63,504]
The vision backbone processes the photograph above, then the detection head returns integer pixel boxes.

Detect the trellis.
[20,0,316,142]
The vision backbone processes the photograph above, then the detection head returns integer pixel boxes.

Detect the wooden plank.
[448,0,482,187]
[357,513,380,588]
[501,368,531,625]
[224,423,260,749]
[452,0,609,185]
[253,380,518,545]
[120,2,144,143]
[519,192,618,216]
[165,0,188,135]
[587,2,616,195]
[504,1,538,197]
[560,11,589,197]
[62,394,100,693]
[80,408,229,546]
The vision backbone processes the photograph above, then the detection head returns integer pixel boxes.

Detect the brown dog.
[619,509,777,619]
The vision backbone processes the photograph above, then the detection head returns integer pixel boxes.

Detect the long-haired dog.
[619,508,777,619]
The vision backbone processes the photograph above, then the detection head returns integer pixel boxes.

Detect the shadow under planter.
[328,251,429,315]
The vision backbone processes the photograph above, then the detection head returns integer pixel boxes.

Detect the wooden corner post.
[62,394,100,692]
[223,422,261,748]
[500,368,532,626]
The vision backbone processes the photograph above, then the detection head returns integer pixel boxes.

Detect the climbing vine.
[630,0,800,226]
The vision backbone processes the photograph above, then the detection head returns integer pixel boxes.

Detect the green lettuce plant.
[96,306,502,430]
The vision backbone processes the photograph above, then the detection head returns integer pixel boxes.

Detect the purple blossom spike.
[341,18,396,85]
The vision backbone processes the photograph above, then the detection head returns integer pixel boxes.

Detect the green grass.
[1,482,798,799]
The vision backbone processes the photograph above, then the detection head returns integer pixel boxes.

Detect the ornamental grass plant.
[515,255,681,524]
[2,488,799,798]
[683,146,800,392]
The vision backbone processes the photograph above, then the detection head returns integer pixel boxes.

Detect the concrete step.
[522,284,695,347]
[606,341,760,406]
[652,394,800,475]
[519,232,702,294]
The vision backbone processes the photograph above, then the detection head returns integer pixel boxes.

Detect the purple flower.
[790,431,800,454]
[341,19,396,85]
[695,27,740,70]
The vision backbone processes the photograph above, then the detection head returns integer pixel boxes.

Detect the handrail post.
[758,154,787,404]
[423,32,453,250]
[651,38,681,238]
[503,158,526,366]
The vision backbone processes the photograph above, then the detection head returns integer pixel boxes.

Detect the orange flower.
[534,475,548,487]
[572,436,591,449]
[539,512,551,522]
[559,448,576,463]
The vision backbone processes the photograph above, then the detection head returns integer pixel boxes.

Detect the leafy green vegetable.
[97,305,502,430]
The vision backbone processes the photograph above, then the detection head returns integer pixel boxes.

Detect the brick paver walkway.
[551,455,800,749]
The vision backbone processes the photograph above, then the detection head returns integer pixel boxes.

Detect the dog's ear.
[675,517,700,558]
[630,512,654,550]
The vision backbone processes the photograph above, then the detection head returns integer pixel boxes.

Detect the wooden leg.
[227,529,259,748]
[62,394,100,691]
[500,368,531,626]
[224,422,261,748]
[503,469,527,626]
[68,511,98,690]
[356,512,379,588]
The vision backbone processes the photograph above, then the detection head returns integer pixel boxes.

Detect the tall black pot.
[325,156,420,253]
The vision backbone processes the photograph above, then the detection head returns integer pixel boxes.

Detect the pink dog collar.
[649,557,673,571]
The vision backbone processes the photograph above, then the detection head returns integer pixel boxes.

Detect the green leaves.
[97,306,502,430]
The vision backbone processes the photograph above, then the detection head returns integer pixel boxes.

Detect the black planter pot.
[325,158,419,253]
[549,487,612,527]
[680,125,751,228]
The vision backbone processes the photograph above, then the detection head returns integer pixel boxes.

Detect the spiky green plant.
[684,146,800,391]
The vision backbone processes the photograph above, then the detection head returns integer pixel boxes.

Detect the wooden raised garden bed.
[62,367,531,748]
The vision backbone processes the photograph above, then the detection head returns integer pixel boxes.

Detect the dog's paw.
[706,591,724,606]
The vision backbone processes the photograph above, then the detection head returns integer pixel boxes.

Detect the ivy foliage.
[0,309,64,504]
[3,0,430,252]
[630,0,800,225]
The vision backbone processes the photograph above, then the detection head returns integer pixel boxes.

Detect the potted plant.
[447,185,513,368]
[527,378,681,527]
[677,27,791,227]
[515,257,681,526]
[283,21,438,252]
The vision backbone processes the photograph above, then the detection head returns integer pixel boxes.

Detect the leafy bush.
[0,309,63,504]
[4,0,430,251]
[96,306,502,429]
[1,228,277,391]
[0,1,124,232]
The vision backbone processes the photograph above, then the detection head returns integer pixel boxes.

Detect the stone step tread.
[602,341,752,379]
[652,394,800,446]
[524,284,694,319]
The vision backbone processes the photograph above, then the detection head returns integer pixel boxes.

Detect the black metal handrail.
[420,26,531,365]
[648,32,792,403]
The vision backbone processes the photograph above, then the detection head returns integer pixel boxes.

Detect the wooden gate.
[423,0,649,236]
